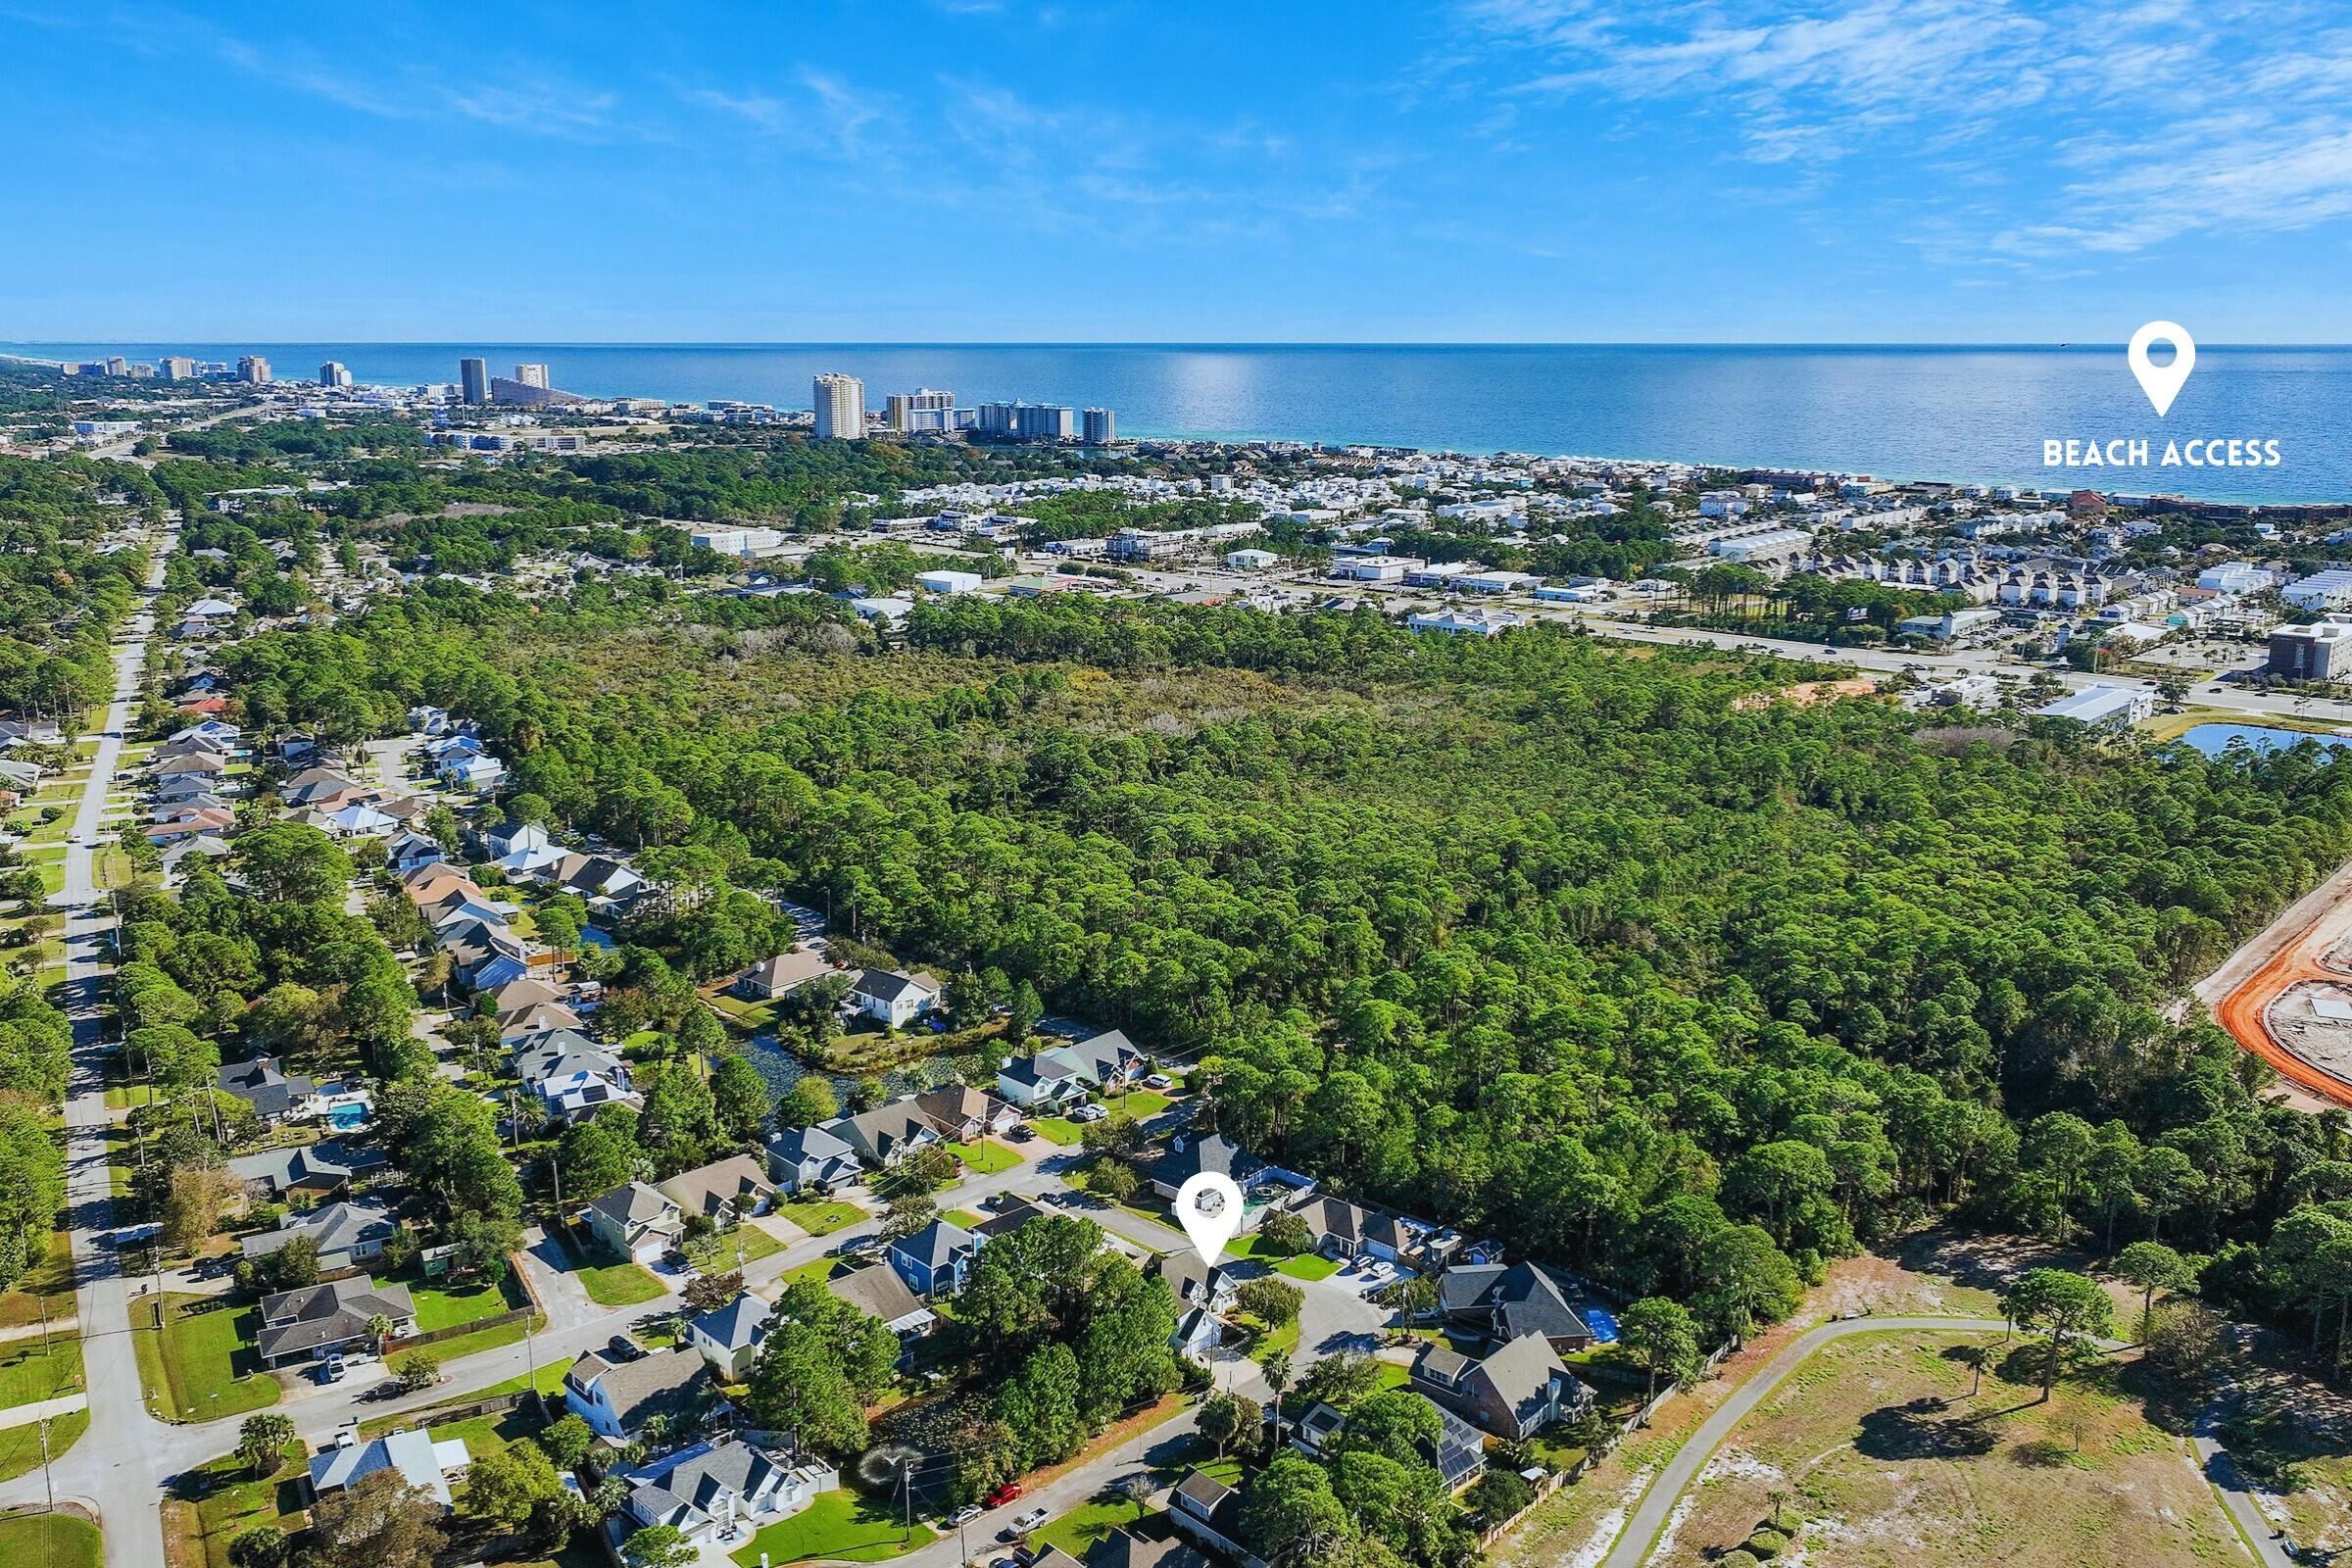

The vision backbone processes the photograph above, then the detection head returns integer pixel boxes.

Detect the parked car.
[1007,1124,1035,1143]
[948,1505,981,1527]
[320,1354,347,1383]
[1143,1073,1174,1090]
[984,1483,1024,1508]
[1013,1508,1050,1533]
[1070,1103,1109,1124]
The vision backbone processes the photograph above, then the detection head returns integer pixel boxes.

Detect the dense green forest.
[0,456,155,714]
[212,581,2352,1345]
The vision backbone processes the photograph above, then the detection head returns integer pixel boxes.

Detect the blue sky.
[6,1,2352,343]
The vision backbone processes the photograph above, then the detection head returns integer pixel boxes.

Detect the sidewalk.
[0,1392,89,1430]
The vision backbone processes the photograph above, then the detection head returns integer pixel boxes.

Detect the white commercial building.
[2197,561,2277,594]
[2282,570,2352,612]
[813,373,866,440]
[2032,683,2154,728]
[914,569,983,595]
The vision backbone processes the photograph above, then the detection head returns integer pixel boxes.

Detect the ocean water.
[12,340,2352,504]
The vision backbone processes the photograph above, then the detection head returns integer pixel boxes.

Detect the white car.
[1143,1073,1174,1090]
[948,1505,982,1528]
[1070,1103,1109,1123]
[1013,1509,1050,1533]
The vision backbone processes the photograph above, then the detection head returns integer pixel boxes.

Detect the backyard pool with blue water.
[1582,1306,1619,1344]
[326,1102,369,1131]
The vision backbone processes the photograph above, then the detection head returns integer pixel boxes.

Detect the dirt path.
[2200,858,2352,1110]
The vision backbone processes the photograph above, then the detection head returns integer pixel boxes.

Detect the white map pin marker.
[2128,321,2195,416]
[1175,1171,1246,1264]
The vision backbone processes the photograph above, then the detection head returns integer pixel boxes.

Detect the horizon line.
[11,337,2352,352]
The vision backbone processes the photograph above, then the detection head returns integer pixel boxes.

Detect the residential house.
[438,752,507,791]
[564,1347,718,1443]
[1169,1469,1266,1568]
[765,1122,861,1194]
[1436,1261,1594,1353]
[148,807,234,844]
[484,976,566,1016]
[685,1293,772,1380]
[1089,1531,1206,1568]
[543,850,645,906]
[1289,1196,1446,1268]
[322,801,397,838]
[847,968,942,1029]
[257,1278,416,1367]
[159,835,231,874]
[1148,1251,1237,1316]
[308,1428,470,1509]
[831,1100,942,1169]
[1171,1303,1221,1360]
[996,1052,1087,1109]
[973,1197,1048,1244]
[912,1083,1019,1141]
[484,819,564,874]
[240,1196,402,1272]
[278,766,361,806]
[887,1218,977,1298]
[497,1000,585,1043]
[826,1264,937,1342]
[512,1025,620,1080]
[1408,1333,1592,1441]
[151,752,225,779]
[1146,1135,1297,1228]
[1047,1029,1149,1091]
[659,1154,776,1227]
[385,830,445,874]
[227,1144,355,1202]
[441,918,532,993]
[735,951,836,1001]
[586,1182,684,1264]
[619,1438,838,1547]
[216,1055,318,1123]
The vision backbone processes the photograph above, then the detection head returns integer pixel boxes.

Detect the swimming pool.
[326,1102,368,1132]
[1582,1306,1620,1344]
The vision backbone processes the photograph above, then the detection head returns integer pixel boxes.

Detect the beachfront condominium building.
[237,355,271,384]
[515,364,550,389]
[1020,404,1076,440]
[158,357,197,380]
[1083,408,1115,445]
[813,373,865,440]
[318,361,352,388]
[460,358,491,406]
[974,402,1018,436]
[887,388,955,432]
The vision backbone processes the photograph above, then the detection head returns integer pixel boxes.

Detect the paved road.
[31,525,175,1566]
[1592,1314,2291,1568]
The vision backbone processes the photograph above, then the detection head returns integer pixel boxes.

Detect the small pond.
[2178,722,2352,757]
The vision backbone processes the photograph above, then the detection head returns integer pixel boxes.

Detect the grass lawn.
[407,1310,544,1365]
[0,1230,74,1328]
[731,1488,938,1565]
[1240,1313,1299,1364]
[133,1293,280,1423]
[780,1256,844,1292]
[472,1361,570,1401]
[162,1442,306,1568]
[0,1406,87,1482]
[774,1196,864,1236]
[1030,1116,1084,1147]
[1225,1236,1344,1281]
[0,1511,101,1568]
[945,1209,988,1230]
[722,1222,786,1265]
[380,1266,525,1333]
[573,1259,664,1306]
[0,1337,83,1410]
[1642,1330,2236,1568]
[950,1140,1021,1175]
[1035,1491,1152,1558]
[1097,1091,1173,1121]
[360,1391,546,1451]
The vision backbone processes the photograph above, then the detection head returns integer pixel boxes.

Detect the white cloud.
[1464,0,2352,261]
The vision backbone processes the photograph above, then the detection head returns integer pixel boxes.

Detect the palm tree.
[366,1313,393,1352]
